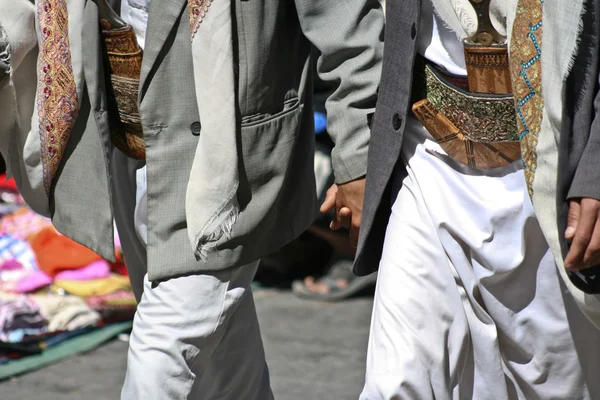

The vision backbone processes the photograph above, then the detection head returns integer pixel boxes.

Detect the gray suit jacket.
[355,0,420,276]
[556,0,600,293]
[0,0,384,280]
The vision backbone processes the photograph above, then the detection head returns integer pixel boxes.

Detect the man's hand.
[564,198,600,271]
[320,178,366,248]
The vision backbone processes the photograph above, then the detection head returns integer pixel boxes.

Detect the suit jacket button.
[190,121,201,136]
[392,113,403,130]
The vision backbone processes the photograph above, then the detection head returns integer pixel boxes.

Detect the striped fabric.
[0,235,38,271]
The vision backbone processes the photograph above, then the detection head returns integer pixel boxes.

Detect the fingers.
[565,200,581,241]
[330,207,361,249]
[349,213,361,249]
[565,200,583,270]
[320,185,338,213]
[330,207,351,231]
[583,216,600,268]
[565,199,600,271]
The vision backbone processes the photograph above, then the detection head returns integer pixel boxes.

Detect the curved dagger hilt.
[92,0,128,30]
[467,0,505,46]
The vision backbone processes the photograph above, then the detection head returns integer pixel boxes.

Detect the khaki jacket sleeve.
[294,0,385,184]
[0,0,49,215]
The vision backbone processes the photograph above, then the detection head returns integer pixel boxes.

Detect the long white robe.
[360,1,600,398]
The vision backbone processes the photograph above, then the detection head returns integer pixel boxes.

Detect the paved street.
[2,289,373,400]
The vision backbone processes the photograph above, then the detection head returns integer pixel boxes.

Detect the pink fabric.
[0,260,23,271]
[114,229,121,250]
[10,260,112,293]
[16,271,53,293]
[54,259,111,281]
[0,208,52,241]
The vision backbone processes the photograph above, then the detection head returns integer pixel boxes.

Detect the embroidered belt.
[412,61,520,169]
[99,3,145,160]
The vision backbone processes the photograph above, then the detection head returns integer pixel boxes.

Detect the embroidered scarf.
[509,0,543,198]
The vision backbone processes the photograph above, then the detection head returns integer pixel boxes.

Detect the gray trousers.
[111,149,273,399]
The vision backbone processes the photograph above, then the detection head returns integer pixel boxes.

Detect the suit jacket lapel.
[139,0,188,102]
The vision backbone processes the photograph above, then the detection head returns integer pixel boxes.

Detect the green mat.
[0,321,132,381]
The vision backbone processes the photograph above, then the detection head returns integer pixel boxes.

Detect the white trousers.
[360,120,600,399]
[121,261,273,399]
[111,149,273,400]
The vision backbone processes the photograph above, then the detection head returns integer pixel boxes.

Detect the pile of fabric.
[0,174,135,365]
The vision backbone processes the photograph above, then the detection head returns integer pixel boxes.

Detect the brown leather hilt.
[467,0,504,46]
[463,43,512,95]
[463,0,512,95]
[94,0,128,30]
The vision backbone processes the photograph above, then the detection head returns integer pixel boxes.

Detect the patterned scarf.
[509,0,544,197]
[36,0,79,195]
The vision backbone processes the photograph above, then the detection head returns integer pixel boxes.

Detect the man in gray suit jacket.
[0,0,384,398]
[352,0,600,398]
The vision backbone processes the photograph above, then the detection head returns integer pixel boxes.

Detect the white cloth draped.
[360,118,600,399]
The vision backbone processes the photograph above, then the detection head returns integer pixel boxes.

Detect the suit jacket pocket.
[238,99,306,208]
[240,97,300,127]
[232,101,316,268]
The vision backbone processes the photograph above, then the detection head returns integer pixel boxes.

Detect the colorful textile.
[0,189,23,217]
[0,208,52,241]
[111,262,128,277]
[0,175,17,192]
[0,174,23,216]
[33,294,100,332]
[54,259,111,281]
[52,274,132,297]
[86,291,137,323]
[0,321,133,379]
[30,227,101,277]
[0,297,47,341]
[510,0,544,196]
[0,270,32,293]
[15,271,53,294]
[0,203,22,218]
[0,260,22,271]
[86,291,137,310]
[3,328,48,344]
[0,235,38,272]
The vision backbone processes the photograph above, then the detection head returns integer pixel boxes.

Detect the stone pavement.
[2,289,373,400]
